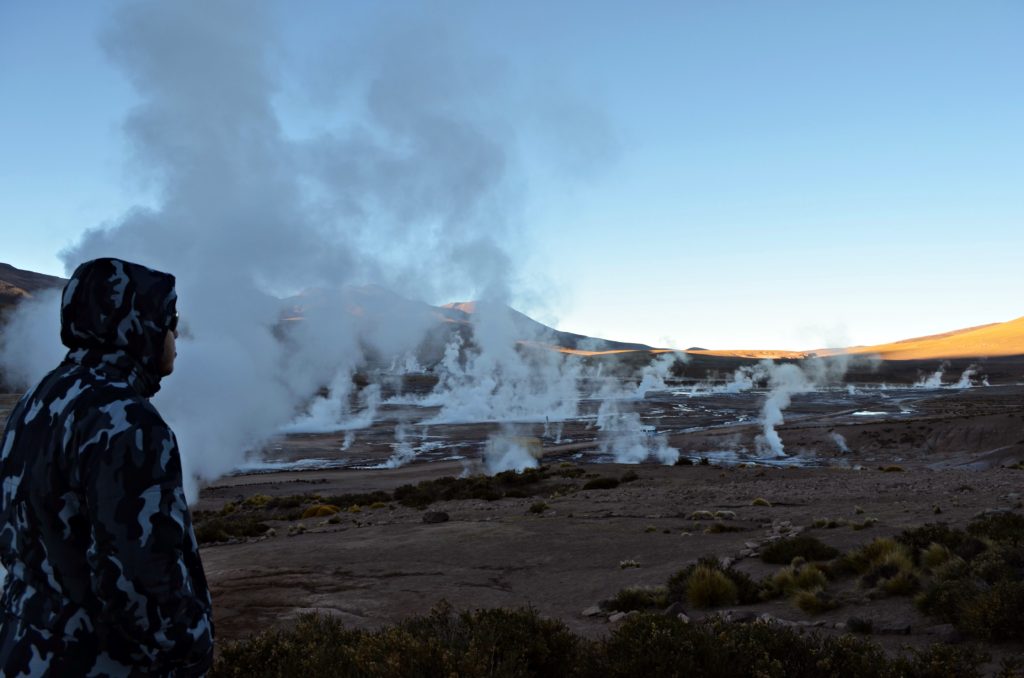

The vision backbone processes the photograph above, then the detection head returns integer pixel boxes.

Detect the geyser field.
[3,336,1024,672]
[57,351,1014,667]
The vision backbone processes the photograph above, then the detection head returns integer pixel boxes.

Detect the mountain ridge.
[2,262,1022,361]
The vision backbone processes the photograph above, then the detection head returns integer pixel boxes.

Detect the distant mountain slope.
[281,290,653,356]
[441,301,653,353]
[0,263,66,315]
[833,316,1024,360]
[692,316,1024,361]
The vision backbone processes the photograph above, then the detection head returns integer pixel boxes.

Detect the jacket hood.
[60,258,177,381]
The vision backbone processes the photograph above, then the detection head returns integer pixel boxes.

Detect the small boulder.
[608,612,628,623]
[582,605,604,618]
[422,511,450,524]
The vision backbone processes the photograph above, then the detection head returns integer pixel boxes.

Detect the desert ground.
[182,379,1023,662]
[3,362,1023,671]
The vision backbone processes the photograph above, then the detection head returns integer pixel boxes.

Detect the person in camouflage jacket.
[0,258,213,676]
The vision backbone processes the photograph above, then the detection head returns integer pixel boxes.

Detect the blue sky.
[2,1,1022,349]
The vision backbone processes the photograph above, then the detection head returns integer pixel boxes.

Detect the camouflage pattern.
[0,258,213,676]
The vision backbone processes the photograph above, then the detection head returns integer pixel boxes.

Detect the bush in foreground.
[760,535,840,564]
[212,607,991,678]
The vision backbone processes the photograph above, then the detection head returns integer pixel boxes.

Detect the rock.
[738,549,752,558]
[677,613,691,623]
[608,612,628,623]
[725,610,755,623]
[744,541,759,549]
[718,556,734,569]
[422,511,450,524]
[663,601,687,617]
[924,624,962,643]
[582,605,604,618]
[834,622,846,631]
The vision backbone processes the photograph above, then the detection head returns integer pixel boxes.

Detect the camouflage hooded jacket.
[0,258,213,676]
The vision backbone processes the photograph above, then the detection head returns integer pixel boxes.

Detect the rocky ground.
[3,382,1023,671]
[198,460,1022,657]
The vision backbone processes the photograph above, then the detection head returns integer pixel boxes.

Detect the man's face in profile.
[160,328,178,376]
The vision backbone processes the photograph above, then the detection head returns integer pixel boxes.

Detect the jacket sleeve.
[81,403,213,675]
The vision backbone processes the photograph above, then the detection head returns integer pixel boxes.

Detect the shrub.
[920,543,954,571]
[896,523,985,563]
[793,589,840,614]
[968,512,1024,546]
[529,501,548,514]
[667,558,760,607]
[751,497,772,507]
[583,477,620,491]
[881,465,905,472]
[604,586,670,613]
[892,644,989,678]
[761,536,840,564]
[958,581,1024,641]
[763,564,827,599]
[213,604,584,678]
[193,515,269,544]
[880,570,920,596]
[301,504,340,519]
[212,606,997,678]
[684,564,738,608]
[620,470,640,483]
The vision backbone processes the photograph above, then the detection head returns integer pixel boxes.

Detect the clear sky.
[2,1,1022,350]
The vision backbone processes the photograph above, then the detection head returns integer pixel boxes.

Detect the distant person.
[0,258,213,676]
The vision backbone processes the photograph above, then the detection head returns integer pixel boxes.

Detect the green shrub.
[667,558,760,607]
[301,504,340,519]
[193,515,269,544]
[684,564,738,608]
[896,523,985,563]
[968,512,1024,546]
[763,564,828,599]
[793,589,840,614]
[761,536,840,564]
[604,586,670,613]
[212,606,997,678]
[958,581,1024,641]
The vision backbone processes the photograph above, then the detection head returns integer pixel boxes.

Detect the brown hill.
[831,316,1024,360]
[0,262,66,316]
[685,317,1024,362]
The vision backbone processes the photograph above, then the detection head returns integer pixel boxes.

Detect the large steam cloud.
[0,1,608,500]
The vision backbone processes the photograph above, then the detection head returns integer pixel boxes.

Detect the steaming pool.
[232,384,964,475]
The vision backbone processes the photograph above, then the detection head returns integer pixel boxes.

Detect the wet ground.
[240,382,1024,473]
